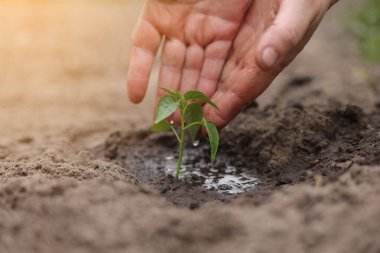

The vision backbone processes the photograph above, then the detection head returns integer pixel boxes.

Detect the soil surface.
[1,1,380,253]
[99,102,380,209]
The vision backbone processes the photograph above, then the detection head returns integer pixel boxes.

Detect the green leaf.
[160,87,181,100]
[202,118,219,163]
[184,91,219,110]
[185,103,203,143]
[155,95,179,124]
[151,120,171,132]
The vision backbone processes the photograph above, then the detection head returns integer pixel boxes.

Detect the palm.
[204,0,331,128]
[127,0,251,103]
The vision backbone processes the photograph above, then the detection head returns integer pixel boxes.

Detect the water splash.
[164,157,260,194]
[165,155,175,161]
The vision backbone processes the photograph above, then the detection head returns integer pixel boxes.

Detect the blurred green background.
[347,0,380,63]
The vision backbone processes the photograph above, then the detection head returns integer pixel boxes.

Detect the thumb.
[256,1,326,70]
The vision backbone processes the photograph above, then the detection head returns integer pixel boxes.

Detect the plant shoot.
[152,88,219,180]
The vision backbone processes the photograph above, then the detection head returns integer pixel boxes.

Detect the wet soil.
[99,102,380,208]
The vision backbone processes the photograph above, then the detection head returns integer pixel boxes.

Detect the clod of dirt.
[286,75,314,87]
[0,144,137,185]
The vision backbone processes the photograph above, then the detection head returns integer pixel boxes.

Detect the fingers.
[196,40,232,98]
[256,1,324,70]
[160,39,233,124]
[205,0,328,129]
[204,66,276,128]
[156,38,187,98]
[155,38,186,123]
[172,44,204,123]
[179,44,204,94]
[127,18,162,104]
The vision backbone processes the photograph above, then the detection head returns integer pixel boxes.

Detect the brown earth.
[1,1,380,253]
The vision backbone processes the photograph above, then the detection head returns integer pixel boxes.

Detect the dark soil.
[98,102,380,208]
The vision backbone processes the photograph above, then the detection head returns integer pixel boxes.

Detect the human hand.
[126,0,251,109]
[204,0,339,128]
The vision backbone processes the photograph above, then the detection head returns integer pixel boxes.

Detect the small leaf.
[203,118,219,163]
[184,91,219,110]
[185,103,203,143]
[160,87,181,100]
[151,120,172,132]
[155,95,179,124]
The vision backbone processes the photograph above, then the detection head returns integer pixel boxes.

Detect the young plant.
[152,88,219,181]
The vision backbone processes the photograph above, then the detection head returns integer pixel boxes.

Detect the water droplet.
[192,140,200,147]
[170,120,174,125]
[165,156,174,161]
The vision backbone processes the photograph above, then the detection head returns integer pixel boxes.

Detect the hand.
[204,0,339,128]
[126,0,251,105]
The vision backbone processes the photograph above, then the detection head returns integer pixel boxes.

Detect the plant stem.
[170,125,181,143]
[176,113,185,181]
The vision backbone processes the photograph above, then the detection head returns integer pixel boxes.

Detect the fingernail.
[261,47,278,68]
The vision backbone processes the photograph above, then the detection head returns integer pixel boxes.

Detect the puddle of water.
[164,156,260,194]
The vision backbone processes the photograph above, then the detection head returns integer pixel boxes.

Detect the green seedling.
[152,88,219,181]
